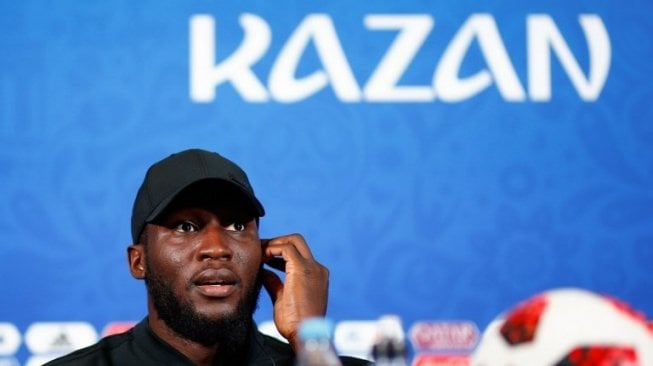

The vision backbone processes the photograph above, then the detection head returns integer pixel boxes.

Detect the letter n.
[528,14,611,101]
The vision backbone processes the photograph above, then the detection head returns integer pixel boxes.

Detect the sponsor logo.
[333,320,377,360]
[409,321,479,351]
[190,13,610,103]
[0,358,19,366]
[25,322,97,354]
[413,354,470,366]
[25,355,60,366]
[102,322,136,337]
[258,320,286,343]
[0,323,20,356]
[258,319,378,360]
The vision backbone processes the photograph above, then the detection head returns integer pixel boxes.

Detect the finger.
[262,268,283,304]
[265,257,286,272]
[261,238,287,266]
[264,243,305,268]
[265,234,314,259]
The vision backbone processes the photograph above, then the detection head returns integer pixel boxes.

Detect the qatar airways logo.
[189,13,611,103]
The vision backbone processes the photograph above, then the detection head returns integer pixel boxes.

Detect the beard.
[144,261,263,356]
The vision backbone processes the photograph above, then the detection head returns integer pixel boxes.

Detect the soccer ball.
[471,288,653,365]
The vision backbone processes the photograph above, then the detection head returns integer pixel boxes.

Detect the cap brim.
[145,177,265,224]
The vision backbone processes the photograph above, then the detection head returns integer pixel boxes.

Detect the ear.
[127,244,146,279]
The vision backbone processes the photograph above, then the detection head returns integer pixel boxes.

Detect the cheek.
[146,230,189,269]
[146,247,190,286]
[168,251,187,267]
[232,231,262,267]
[234,245,263,271]
[152,244,185,266]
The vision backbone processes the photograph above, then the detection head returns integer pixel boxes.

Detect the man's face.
[141,191,263,349]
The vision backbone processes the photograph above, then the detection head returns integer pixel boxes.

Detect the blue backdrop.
[1,0,652,364]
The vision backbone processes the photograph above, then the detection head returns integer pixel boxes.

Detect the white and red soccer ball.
[472,288,653,366]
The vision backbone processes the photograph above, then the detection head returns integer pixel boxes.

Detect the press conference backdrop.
[1,0,652,364]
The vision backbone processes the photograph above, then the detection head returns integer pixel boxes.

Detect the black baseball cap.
[131,149,265,242]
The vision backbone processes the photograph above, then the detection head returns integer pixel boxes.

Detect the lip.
[192,268,239,298]
[196,283,236,298]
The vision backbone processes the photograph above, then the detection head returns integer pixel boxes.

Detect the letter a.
[434,14,526,102]
[268,14,361,102]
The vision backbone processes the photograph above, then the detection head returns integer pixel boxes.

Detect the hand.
[261,234,329,351]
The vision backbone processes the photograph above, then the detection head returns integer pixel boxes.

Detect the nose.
[197,224,233,261]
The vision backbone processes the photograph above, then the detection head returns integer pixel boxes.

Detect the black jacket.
[44,318,370,366]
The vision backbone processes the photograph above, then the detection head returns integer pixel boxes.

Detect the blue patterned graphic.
[1,0,652,364]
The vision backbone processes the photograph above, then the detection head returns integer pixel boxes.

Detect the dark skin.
[127,205,329,366]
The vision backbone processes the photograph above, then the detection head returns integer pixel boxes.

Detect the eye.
[225,222,247,232]
[176,220,199,233]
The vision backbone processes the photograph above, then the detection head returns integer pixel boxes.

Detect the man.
[46,148,368,365]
